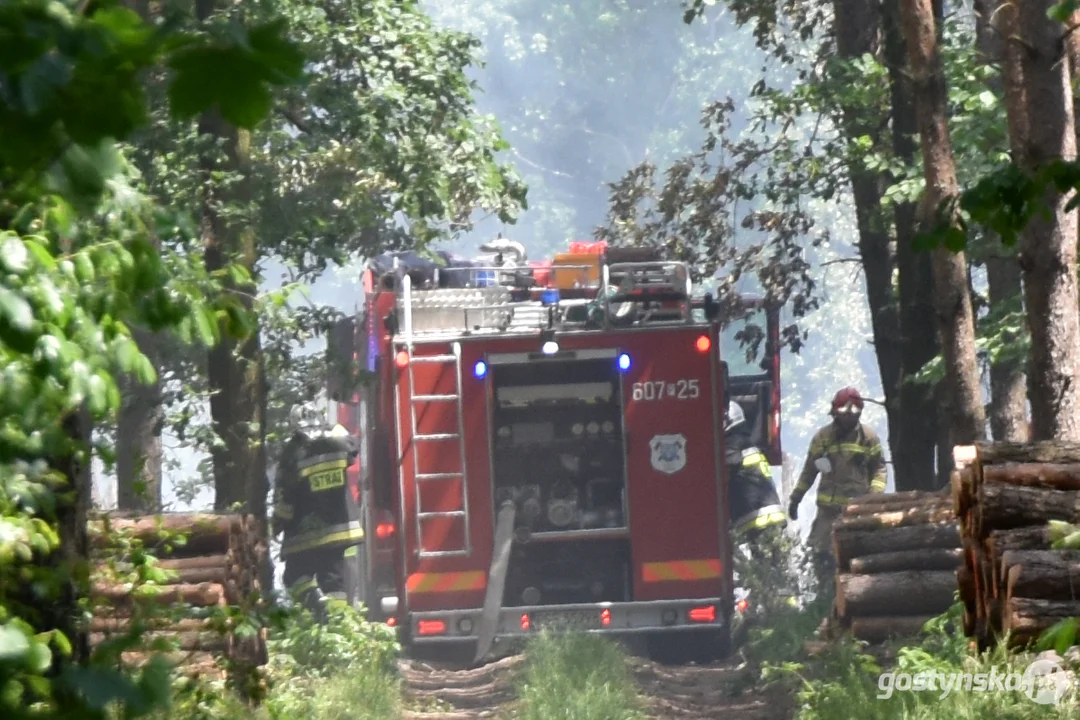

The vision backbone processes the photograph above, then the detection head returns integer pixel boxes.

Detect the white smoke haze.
[94,1,890,543]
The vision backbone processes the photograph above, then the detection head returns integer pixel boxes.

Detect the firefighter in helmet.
[272,406,364,615]
[725,400,787,546]
[788,387,887,579]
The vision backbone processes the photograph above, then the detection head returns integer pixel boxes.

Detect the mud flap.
[473,500,517,665]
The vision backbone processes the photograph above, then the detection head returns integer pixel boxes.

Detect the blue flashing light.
[474,360,487,379]
[540,288,561,306]
[617,353,631,371]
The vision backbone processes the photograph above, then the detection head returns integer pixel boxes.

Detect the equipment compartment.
[489,355,628,537]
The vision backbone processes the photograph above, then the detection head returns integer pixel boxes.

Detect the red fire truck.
[323,243,783,665]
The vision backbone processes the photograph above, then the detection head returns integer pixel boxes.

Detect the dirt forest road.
[399,653,793,719]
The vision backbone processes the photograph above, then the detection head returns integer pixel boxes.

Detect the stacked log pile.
[831,490,963,644]
[953,442,1080,650]
[87,512,268,681]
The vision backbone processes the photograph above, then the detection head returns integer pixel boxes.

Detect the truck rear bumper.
[404,597,726,644]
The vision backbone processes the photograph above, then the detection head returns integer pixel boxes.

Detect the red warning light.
[520,614,531,631]
[688,605,716,623]
[395,350,409,368]
[417,619,446,635]
[695,335,711,353]
[736,599,749,613]
[600,608,611,627]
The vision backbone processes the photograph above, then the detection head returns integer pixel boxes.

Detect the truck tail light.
[374,510,395,543]
[695,335,711,353]
[687,605,716,623]
[417,619,446,635]
[395,350,409,368]
[600,608,611,627]
[520,614,530,631]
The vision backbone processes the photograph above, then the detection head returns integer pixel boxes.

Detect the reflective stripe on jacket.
[791,421,886,506]
[280,520,365,556]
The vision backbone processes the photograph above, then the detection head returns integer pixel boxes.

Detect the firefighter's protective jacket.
[791,421,886,507]
[725,430,786,539]
[273,425,364,558]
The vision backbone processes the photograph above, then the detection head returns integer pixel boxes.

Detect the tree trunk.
[970,440,1080,464]
[977,483,1080,530]
[1001,550,1080,599]
[835,570,957,616]
[195,0,269,591]
[1004,597,1080,641]
[982,462,1080,490]
[882,0,940,491]
[833,0,903,472]
[901,0,987,446]
[850,615,938,642]
[832,506,956,532]
[116,326,164,512]
[987,526,1054,556]
[53,409,93,669]
[972,0,1030,442]
[935,378,953,486]
[833,522,961,570]
[849,547,962,574]
[1013,0,1080,441]
[984,256,1029,440]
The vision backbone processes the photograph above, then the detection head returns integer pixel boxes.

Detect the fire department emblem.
[649,434,687,475]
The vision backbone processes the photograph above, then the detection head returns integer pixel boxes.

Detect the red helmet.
[831,387,863,415]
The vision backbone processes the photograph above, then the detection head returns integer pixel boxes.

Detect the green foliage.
[158,600,402,720]
[514,632,645,720]
[260,599,401,719]
[0,0,305,715]
[754,602,1080,719]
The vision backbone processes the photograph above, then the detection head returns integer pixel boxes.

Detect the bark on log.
[88,513,241,557]
[988,526,1054,556]
[844,489,951,507]
[834,523,961,571]
[89,617,213,633]
[952,467,974,516]
[836,570,958,618]
[1002,550,1080,600]
[120,650,224,674]
[156,554,232,571]
[849,547,963,574]
[155,566,228,586]
[977,483,1080,531]
[91,582,226,607]
[972,441,1080,465]
[91,631,227,652]
[850,615,937,643]
[843,496,953,517]
[835,507,957,533]
[982,463,1080,491]
[958,564,976,607]
[1004,597,1080,642]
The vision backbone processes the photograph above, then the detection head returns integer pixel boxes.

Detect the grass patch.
[513,632,645,720]
[153,598,403,720]
[756,604,1080,720]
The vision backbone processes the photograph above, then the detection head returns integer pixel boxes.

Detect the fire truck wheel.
[645,626,731,666]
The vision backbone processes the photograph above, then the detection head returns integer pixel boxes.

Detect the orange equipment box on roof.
[551,241,605,289]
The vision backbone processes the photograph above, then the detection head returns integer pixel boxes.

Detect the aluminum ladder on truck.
[401,274,471,558]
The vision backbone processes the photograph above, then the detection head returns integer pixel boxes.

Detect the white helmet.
[725,401,745,432]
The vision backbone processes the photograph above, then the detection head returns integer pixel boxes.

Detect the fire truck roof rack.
[389,257,697,345]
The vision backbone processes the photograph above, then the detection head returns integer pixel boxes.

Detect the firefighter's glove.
[788,497,799,521]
